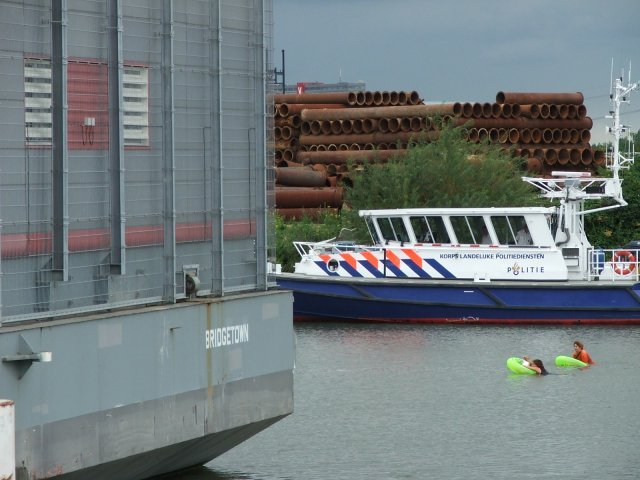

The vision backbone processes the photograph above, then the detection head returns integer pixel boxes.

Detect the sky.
[273,0,640,144]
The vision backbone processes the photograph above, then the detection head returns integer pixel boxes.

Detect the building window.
[122,66,149,146]
[24,59,149,148]
[24,59,52,146]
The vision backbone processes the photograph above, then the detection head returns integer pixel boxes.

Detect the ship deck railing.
[586,247,640,282]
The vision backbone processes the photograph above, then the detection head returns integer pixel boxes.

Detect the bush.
[275,211,344,272]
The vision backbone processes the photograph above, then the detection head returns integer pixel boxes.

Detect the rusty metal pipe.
[513,143,590,150]
[569,129,580,143]
[530,128,542,143]
[275,186,344,209]
[545,149,559,165]
[581,148,593,165]
[341,120,353,135]
[299,130,438,146]
[388,118,400,133]
[570,149,582,164]
[275,115,302,128]
[472,102,483,118]
[365,91,374,106]
[558,148,570,165]
[593,149,605,166]
[496,91,584,105]
[519,104,540,119]
[577,105,587,118]
[527,157,543,173]
[558,104,569,119]
[454,117,593,129]
[274,92,354,104]
[296,149,406,165]
[407,91,421,105]
[278,103,347,115]
[482,102,493,118]
[301,104,457,121]
[580,129,591,142]
[362,118,377,133]
[283,149,295,162]
[539,104,550,119]
[276,167,327,187]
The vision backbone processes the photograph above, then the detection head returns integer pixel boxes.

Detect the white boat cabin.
[291,205,639,283]
[361,206,554,249]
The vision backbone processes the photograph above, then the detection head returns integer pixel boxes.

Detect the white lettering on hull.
[205,324,249,349]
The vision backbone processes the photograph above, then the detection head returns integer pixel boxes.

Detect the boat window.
[410,215,450,243]
[490,215,526,245]
[450,215,487,244]
[376,217,410,243]
[365,216,381,244]
[390,217,410,242]
[377,218,395,242]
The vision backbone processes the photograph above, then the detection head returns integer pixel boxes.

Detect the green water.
[161,323,640,480]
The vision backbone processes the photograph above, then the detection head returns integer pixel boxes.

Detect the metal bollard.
[0,400,15,480]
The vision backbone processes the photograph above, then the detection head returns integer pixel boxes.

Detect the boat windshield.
[368,212,537,246]
[377,217,411,243]
[490,215,527,245]
[410,215,450,243]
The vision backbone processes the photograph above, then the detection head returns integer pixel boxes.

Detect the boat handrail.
[586,247,640,282]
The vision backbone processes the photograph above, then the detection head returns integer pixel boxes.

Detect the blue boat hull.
[276,275,640,324]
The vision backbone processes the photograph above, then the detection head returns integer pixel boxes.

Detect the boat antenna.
[609,58,614,100]
[606,64,639,181]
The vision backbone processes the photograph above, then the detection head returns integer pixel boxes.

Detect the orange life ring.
[612,250,637,276]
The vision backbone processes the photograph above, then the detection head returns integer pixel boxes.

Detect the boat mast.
[523,69,638,215]
[607,68,639,181]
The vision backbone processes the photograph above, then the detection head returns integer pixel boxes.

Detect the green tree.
[341,124,542,241]
[584,144,640,247]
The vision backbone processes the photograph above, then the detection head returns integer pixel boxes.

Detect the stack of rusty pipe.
[455,91,604,174]
[272,90,604,218]
[273,90,423,219]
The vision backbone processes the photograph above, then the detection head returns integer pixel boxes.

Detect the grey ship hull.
[2,290,294,480]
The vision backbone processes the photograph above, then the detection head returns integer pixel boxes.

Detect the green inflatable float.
[555,355,588,367]
[506,357,536,375]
